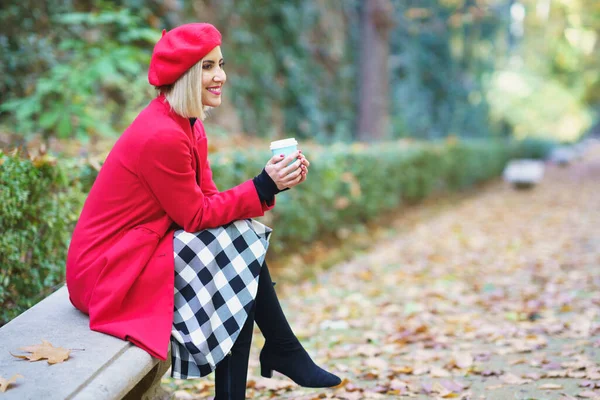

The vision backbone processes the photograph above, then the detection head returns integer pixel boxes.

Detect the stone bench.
[0,286,171,400]
[502,159,545,189]
[549,146,576,166]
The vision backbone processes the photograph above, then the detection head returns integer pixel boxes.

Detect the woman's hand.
[298,152,309,184]
[265,150,310,190]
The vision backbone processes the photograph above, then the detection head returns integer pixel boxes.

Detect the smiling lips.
[207,86,222,95]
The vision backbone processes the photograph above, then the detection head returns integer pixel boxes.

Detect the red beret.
[148,23,222,86]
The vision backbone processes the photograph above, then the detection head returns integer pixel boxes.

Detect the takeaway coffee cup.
[270,138,299,167]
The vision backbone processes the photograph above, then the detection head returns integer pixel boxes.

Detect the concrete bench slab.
[549,146,576,166]
[0,286,171,400]
[503,159,545,189]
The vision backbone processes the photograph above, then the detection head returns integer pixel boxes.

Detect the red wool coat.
[66,95,274,360]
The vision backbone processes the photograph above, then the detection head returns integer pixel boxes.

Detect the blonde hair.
[159,59,208,120]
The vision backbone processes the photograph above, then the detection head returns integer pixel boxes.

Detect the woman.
[65,22,341,398]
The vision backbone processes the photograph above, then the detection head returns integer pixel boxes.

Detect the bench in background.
[503,159,545,189]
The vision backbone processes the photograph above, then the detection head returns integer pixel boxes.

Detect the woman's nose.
[214,70,226,82]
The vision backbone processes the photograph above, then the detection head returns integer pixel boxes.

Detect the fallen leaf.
[453,352,474,369]
[479,369,503,377]
[11,340,70,364]
[361,371,379,380]
[341,392,366,400]
[345,382,362,392]
[587,371,600,380]
[365,357,388,370]
[412,365,429,375]
[539,383,563,390]
[546,370,569,378]
[500,373,532,385]
[0,374,23,393]
[524,372,542,380]
[543,361,563,370]
[473,352,492,362]
[578,391,600,399]
[441,393,460,399]
[393,365,414,374]
[421,382,434,394]
[193,381,214,391]
[252,377,294,391]
[569,371,588,379]
[559,396,578,400]
[172,390,195,400]
[430,366,452,378]
[372,384,390,394]
[356,345,379,358]
[389,379,408,392]
[440,380,469,392]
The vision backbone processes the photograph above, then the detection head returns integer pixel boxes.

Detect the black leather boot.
[214,306,255,400]
[254,263,341,388]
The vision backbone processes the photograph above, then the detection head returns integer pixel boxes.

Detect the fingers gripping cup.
[270,138,299,168]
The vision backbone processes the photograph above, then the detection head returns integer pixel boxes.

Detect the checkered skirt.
[170,219,272,379]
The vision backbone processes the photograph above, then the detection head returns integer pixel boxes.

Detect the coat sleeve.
[138,130,273,232]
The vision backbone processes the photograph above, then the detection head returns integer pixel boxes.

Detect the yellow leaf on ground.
[11,340,70,364]
[394,365,414,374]
[442,393,460,399]
[0,374,23,393]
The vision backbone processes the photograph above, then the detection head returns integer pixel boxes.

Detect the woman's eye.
[219,62,225,69]
[203,64,212,70]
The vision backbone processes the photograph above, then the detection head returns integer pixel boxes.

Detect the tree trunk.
[356,0,395,142]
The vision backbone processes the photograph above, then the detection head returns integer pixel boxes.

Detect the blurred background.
[1,0,598,152]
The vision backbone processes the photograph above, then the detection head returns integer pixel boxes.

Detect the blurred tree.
[1,0,597,145]
[0,1,169,143]
[188,0,359,143]
[356,0,396,142]
[389,0,502,139]
[486,0,599,142]
[0,1,73,104]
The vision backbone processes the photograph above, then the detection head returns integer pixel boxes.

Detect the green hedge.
[0,138,553,324]
[210,138,528,253]
[0,151,85,325]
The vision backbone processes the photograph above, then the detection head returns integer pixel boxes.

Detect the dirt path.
[166,144,600,400]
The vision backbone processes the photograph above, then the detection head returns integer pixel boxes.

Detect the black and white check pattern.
[170,219,271,379]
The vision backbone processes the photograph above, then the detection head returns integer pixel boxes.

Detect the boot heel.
[261,365,273,378]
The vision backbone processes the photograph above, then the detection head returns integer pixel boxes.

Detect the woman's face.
[201,46,226,108]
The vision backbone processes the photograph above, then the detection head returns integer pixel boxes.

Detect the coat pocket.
[88,226,161,316]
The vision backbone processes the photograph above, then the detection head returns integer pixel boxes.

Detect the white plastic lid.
[270,138,298,150]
